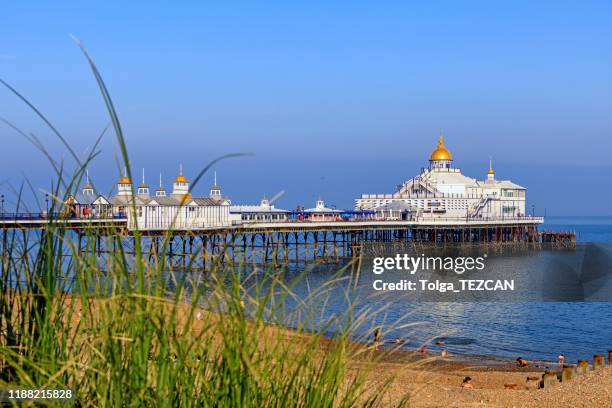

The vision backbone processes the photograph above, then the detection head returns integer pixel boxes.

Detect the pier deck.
[1,214,576,271]
[0,213,545,232]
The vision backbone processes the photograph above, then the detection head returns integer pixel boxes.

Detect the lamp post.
[45,193,49,217]
[532,204,535,217]
[1,194,4,215]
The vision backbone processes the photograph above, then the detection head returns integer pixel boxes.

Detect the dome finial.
[118,167,131,184]
[174,164,189,183]
[430,133,453,161]
[83,169,94,190]
[488,157,495,175]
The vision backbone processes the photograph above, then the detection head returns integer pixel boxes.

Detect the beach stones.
[541,370,558,388]
[576,359,589,374]
[593,354,605,369]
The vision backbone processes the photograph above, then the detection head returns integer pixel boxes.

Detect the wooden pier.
[1,215,576,271]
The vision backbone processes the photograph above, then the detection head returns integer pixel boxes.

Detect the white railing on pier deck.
[1,211,544,232]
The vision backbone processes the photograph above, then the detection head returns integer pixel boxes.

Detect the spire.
[156,172,166,196]
[210,171,221,197]
[118,166,131,185]
[487,157,495,181]
[83,169,94,193]
[137,168,150,195]
[174,164,189,184]
[84,169,93,189]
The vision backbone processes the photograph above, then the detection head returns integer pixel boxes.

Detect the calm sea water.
[273,216,612,363]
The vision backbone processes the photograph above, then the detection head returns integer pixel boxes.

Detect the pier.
[0,212,576,270]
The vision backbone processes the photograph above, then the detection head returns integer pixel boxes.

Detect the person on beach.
[418,345,428,353]
[558,354,565,365]
[516,357,528,367]
[461,376,474,389]
[372,328,382,350]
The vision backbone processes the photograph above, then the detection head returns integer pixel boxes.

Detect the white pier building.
[230,196,289,224]
[355,135,527,219]
[110,168,233,231]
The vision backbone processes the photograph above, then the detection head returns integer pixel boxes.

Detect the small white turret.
[172,164,191,198]
[156,173,166,197]
[117,168,132,196]
[82,169,95,197]
[210,171,221,197]
[260,195,270,209]
[137,168,150,196]
[487,158,495,182]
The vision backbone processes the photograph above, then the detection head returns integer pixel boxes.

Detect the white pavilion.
[355,135,527,220]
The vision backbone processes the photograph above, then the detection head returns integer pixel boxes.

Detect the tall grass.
[0,41,409,407]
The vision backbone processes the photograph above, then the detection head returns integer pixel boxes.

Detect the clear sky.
[1,1,611,214]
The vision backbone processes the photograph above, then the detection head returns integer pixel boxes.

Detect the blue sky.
[1,1,611,214]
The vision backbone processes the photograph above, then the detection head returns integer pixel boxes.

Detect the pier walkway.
[0,212,545,233]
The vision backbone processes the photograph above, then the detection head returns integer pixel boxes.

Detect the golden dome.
[430,135,453,161]
[118,176,131,184]
[487,158,495,175]
[174,174,189,183]
[174,164,189,183]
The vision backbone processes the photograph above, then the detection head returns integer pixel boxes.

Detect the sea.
[268,216,612,364]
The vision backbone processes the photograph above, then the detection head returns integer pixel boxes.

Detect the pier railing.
[0,211,544,227]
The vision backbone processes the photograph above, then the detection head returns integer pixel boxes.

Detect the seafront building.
[355,136,527,220]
